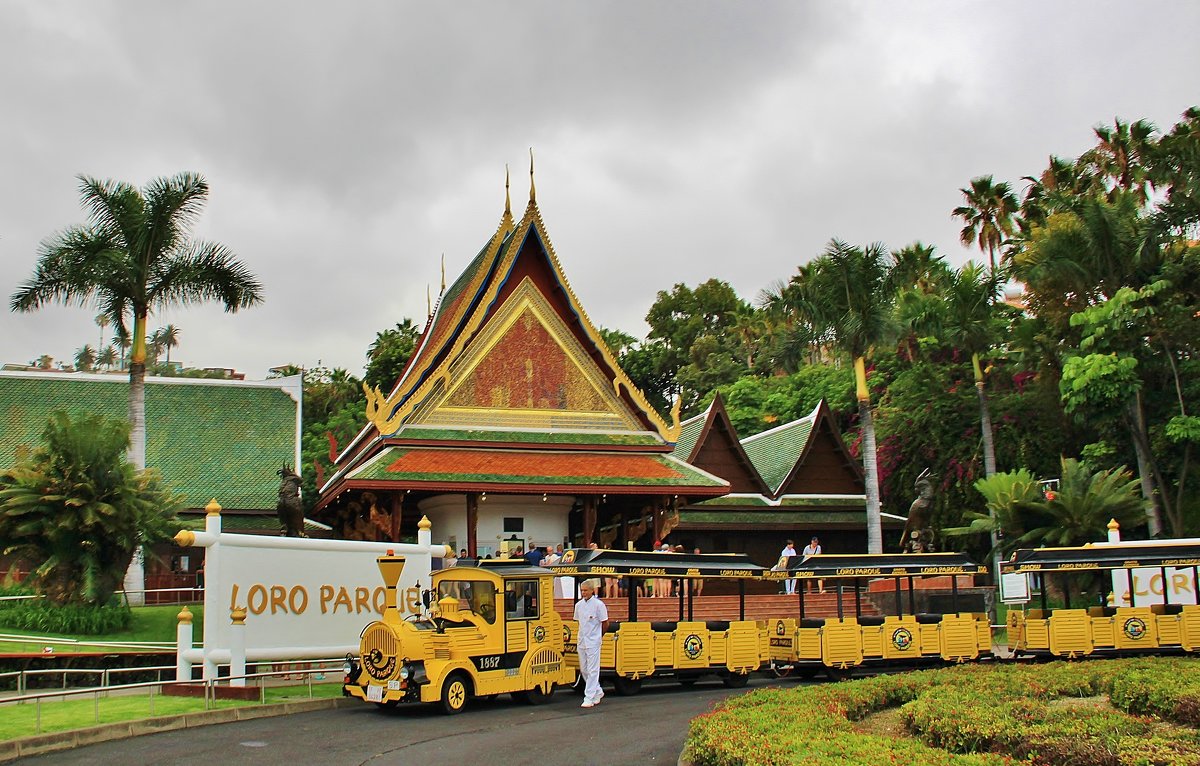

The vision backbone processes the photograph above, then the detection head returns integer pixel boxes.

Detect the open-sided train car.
[768,552,992,679]
[1002,541,1200,658]
[550,548,769,694]
[343,556,573,713]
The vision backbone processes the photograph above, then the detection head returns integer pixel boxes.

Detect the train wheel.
[440,673,470,715]
[824,666,853,682]
[722,672,749,688]
[374,699,400,710]
[517,681,555,705]
[612,675,643,696]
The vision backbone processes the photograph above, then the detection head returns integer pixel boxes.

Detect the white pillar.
[122,547,145,607]
[203,499,222,680]
[1108,518,1123,604]
[175,606,194,682]
[229,606,247,688]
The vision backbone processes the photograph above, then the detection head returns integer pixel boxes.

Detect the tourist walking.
[574,580,608,708]
[802,536,824,593]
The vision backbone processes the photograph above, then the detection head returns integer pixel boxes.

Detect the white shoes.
[581,692,604,708]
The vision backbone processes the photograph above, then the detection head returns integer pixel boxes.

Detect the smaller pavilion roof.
[549,547,768,578]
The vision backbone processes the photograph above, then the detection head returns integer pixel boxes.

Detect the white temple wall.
[417,493,573,557]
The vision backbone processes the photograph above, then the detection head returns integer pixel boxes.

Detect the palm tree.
[150,324,180,367]
[97,345,117,370]
[95,313,109,353]
[941,262,1005,477]
[74,344,96,372]
[36,354,53,370]
[10,172,262,469]
[954,175,1019,273]
[0,411,179,605]
[1081,118,1157,205]
[113,325,131,371]
[807,240,897,553]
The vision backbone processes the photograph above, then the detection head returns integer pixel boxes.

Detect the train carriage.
[550,548,770,694]
[770,552,992,679]
[343,555,574,714]
[1002,541,1200,658]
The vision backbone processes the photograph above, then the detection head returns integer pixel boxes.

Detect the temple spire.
[426,284,432,319]
[440,253,446,295]
[504,164,511,216]
[528,148,536,204]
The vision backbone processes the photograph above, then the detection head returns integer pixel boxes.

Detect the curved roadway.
[23,677,790,766]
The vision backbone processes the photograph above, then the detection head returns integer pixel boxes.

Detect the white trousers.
[578,642,602,703]
[784,579,796,595]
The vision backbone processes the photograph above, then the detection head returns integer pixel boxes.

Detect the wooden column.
[582,496,597,547]
[466,493,479,558]
[389,492,402,542]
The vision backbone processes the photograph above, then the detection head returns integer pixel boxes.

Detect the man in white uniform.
[779,539,798,595]
[573,580,608,708]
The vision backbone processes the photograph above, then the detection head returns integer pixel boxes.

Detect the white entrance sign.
[1096,524,1199,607]
[999,571,1030,604]
[174,502,449,680]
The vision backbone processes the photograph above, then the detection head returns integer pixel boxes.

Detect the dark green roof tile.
[0,373,298,510]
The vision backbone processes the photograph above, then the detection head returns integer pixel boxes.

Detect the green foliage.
[364,319,420,392]
[0,597,131,634]
[716,364,854,438]
[685,659,1200,766]
[0,412,180,606]
[1060,353,1140,415]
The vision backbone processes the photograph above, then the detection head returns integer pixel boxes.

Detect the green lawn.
[0,605,203,653]
[0,682,341,741]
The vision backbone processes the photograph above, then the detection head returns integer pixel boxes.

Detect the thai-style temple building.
[670,394,905,564]
[314,170,898,562]
[313,173,729,556]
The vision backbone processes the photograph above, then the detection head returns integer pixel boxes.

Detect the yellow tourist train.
[1002,540,1200,658]
[768,552,993,680]
[551,547,770,694]
[343,541,1200,713]
[343,554,574,713]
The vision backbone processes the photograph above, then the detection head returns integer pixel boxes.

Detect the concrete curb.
[0,697,358,762]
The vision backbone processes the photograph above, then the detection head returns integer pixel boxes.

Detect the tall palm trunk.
[127,312,148,469]
[856,357,882,554]
[973,353,997,477]
[1126,393,1164,536]
[124,312,148,605]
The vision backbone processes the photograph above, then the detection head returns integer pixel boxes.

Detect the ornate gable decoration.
[409,278,641,432]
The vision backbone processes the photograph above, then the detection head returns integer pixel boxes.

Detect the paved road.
[23,677,791,766]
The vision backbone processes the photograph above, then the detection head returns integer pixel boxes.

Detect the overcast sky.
[2,1,1197,379]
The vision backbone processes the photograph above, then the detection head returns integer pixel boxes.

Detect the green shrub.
[0,596,132,634]
[685,659,1200,766]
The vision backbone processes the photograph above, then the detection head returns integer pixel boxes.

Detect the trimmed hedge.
[685,659,1200,766]
[0,585,132,634]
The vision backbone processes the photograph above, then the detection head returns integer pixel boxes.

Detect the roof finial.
[440,253,446,295]
[529,148,536,204]
[426,284,432,319]
[504,164,511,216]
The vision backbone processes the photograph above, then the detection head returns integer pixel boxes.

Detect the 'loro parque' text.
[229,583,423,616]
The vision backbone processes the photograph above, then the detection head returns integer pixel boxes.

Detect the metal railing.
[0,659,346,735]
[0,632,174,652]
[0,665,177,697]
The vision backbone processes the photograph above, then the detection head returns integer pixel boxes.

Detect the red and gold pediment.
[410,278,641,432]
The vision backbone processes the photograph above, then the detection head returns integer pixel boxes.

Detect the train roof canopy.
[549,547,767,578]
[786,552,986,578]
[1001,542,1200,574]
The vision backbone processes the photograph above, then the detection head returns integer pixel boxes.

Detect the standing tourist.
[574,580,608,708]
[779,539,798,595]
[802,536,824,593]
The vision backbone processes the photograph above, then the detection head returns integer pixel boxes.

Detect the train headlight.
[343,659,354,676]
[399,665,411,681]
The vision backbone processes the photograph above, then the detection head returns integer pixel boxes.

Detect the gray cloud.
[2,1,1197,378]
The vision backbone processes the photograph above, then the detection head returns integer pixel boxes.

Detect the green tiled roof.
[741,415,815,494]
[396,426,663,447]
[690,495,866,509]
[679,510,870,526]
[0,374,298,510]
[178,513,328,532]
[670,410,708,460]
